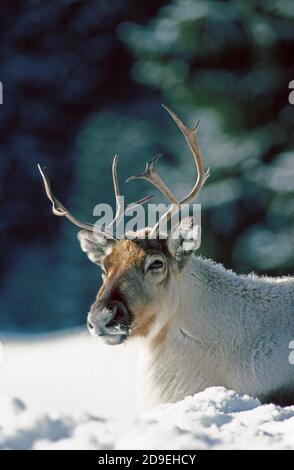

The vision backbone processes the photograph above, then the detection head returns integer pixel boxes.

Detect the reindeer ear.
[77,230,115,266]
[167,216,201,270]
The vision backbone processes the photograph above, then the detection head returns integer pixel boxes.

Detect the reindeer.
[38,106,294,407]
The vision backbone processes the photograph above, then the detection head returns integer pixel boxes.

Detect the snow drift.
[0,332,294,450]
[1,387,294,450]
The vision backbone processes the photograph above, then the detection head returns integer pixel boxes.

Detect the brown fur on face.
[104,239,146,276]
[95,237,171,338]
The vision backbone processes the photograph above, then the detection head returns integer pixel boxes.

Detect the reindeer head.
[38,106,208,345]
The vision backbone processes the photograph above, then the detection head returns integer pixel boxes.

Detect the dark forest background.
[0,0,293,333]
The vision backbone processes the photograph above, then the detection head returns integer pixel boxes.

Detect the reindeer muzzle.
[87,302,132,345]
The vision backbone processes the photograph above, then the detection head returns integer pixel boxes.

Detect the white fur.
[140,256,294,407]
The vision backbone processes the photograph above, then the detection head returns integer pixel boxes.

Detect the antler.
[126,154,178,204]
[108,155,152,229]
[127,105,209,235]
[163,105,210,205]
[38,156,152,239]
[39,106,207,240]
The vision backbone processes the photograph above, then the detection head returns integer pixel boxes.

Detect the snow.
[1,331,294,450]
[0,330,139,419]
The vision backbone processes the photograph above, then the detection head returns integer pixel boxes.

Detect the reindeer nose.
[87,306,118,336]
[87,312,99,336]
[87,302,131,340]
[104,304,125,328]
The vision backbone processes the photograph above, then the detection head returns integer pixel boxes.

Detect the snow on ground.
[0,330,139,419]
[0,331,294,450]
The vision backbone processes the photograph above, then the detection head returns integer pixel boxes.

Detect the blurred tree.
[119,0,294,274]
[0,0,293,332]
[0,0,168,332]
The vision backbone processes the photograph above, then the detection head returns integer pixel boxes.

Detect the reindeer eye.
[148,259,164,271]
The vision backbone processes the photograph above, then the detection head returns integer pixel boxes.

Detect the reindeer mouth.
[100,333,128,346]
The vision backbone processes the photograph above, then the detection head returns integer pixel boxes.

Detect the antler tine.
[148,106,209,237]
[38,164,115,239]
[162,105,209,204]
[126,154,178,204]
[111,154,120,201]
[107,155,123,229]
[107,155,153,229]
